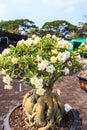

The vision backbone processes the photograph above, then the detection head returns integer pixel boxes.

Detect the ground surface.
[0,72,87,130]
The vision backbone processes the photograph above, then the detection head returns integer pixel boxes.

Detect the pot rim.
[77,71,87,81]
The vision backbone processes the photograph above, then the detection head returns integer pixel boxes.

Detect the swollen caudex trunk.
[23,89,64,130]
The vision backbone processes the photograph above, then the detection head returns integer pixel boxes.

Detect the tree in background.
[0,19,38,35]
[76,22,87,38]
[39,20,78,39]
[0,19,87,39]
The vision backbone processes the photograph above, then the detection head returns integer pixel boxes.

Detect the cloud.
[38,0,74,7]
[0,0,87,27]
[0,3,6,17]
[0,4,5,11]
[65,6,75,14]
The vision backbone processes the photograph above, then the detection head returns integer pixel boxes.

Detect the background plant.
[78,41,87,57]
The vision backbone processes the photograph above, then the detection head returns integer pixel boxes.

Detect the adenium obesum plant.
[0,34,85,129]
[0,34,84,95]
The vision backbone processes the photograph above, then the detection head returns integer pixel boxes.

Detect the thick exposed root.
[34,92,53,127]
[23,89,35,114]
[23,89,64,130]
[38,119,54,130]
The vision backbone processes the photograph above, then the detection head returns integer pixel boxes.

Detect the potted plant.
[78,41,87,58]
[0,34,84,130]
[77,69,87,92]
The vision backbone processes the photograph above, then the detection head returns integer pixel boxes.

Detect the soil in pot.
[9,105,74,130]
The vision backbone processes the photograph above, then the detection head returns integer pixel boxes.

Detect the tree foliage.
[77,22,87,38]
[0,19,87,39]
[40,20,78,39]
[0,19,38,35]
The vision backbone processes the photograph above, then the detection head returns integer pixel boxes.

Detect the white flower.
[46,64,55,73]
[85,45,87,50]
[52,35,57,39]
[3,75,12,84]
[36,55,42,62]
[4,84,13,90]
[2,48,10,56]
[50,56,57,63]
[67,61,72,67]
[64,103,72,112]
[81,42,85,46]
[57,51,70,63]
[36,88,46,96]
[17,39,25,45]
[32,34,36,39]
[33,36,41,45]
[57,37,61,42]
[57,52,66,63]
[1,68,6,75]
[26,38,33,46]
[30,76,43,88]
[82,59,87,65]
[65,51,70,59]
[38,59,49,71]
[7,56,11,59]
[35,78,43,88]
[78,49,80,52]
[57,40,64,48]
[11,57,18,64]
[64,41,72,50]
[30,76,38,85]
[64,67,70,75]
[79,60,87,68]
[51,49,58,55]
[75,54,81,61]
[46,34,51,38]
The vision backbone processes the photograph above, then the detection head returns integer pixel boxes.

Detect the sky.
[0,0,87,28]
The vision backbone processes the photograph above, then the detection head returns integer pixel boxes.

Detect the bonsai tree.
[0,34,84,129]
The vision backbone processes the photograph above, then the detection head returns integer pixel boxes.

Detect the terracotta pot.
[2,103,82,130]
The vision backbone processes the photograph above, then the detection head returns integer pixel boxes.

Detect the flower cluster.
[78,41,87,57]
[2,75,13,89]
[0,34,84,95]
